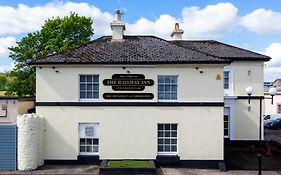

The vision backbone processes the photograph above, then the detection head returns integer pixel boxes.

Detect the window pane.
[165,124,170,130]
[164,76,170,83]
[171,139,177,144]
[171,131,177,137]
[159,85,164,91]
[171,85,177,91]
[80,146,85,152]
[171,145,177,152]
[171,93,177,100]
[224,129,229,136]
[171,77,177,83]
[93,85,99,91]
[158,93,164,100]
[158,76,164,83]
[158,124,163,130]
[86,139,92,145]
[158,139,163,144]
[86,146,92,152]
[87,92,93,99]
[80,92,85,98]
[80,139,86,145]
[171,124,177,130]
[80,75,86,82]
[93,92,99,99]
[87,75,93,82]
[164,131,170,137]
[93,75,99,82]
[164,145,170,152]
[164,139,170,144]
[93,146,98,152]
[158,131,163,137]
[165,93,171,100]
[158,145,163,152]
[87,84,93,91]
[80,84,86,91]
[93,139,99,145]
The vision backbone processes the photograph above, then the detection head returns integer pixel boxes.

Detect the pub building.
[32,10,270,167]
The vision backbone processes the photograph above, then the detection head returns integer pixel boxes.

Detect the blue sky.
[0,0,281,81]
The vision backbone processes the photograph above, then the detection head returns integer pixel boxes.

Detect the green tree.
[0,74,8,91]
[6,13,94,97]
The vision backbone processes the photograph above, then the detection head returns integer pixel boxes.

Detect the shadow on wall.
[44,117,78,161]
[235,99,260,140]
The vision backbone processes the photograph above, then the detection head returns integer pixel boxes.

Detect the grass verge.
[106,160,150,168]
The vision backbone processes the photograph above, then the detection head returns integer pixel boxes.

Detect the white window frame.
[157,75,178,102]
[224,107,230,138]
[79,123,99,156]
[157,123,178,155]
[223,69,233,96]
[79,74,99,102]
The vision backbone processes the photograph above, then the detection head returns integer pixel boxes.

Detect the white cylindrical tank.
[17,114,38,170]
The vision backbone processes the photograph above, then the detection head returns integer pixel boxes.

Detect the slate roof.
[32,36,231,65]
[170,40,270,61]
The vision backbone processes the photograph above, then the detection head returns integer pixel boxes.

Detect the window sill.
[79,99,99,102]
[158,100,178,103]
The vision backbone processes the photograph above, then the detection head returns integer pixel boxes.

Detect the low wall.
[17,114,44,170]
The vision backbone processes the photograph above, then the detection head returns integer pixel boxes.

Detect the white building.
[32,11,270,167]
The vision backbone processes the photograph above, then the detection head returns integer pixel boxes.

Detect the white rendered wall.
[37,106,224,160]
[264,93,281,115]
[36,65,225,103]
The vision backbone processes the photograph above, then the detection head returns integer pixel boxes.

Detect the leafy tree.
[6,13,94,97]
[0,74,8,91]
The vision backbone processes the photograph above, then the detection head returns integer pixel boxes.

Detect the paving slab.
[0,165,99,174]
[160,168,280,175]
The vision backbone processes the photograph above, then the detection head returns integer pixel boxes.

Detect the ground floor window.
[224,107,230,138]
[157,123,177,155]
[79,123,99,155]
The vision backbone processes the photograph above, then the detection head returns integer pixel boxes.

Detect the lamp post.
[245,86,276,175]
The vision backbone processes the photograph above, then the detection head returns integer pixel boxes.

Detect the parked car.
[264,114,281,120]
[264,118,281,129]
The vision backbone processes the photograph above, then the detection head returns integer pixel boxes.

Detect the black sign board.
[112,74,145,79]
[103,79,154,86]
[103,93,154,100]
[112,86,145,91]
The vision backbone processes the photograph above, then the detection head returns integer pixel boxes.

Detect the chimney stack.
[111,10,126,41]
[170,23,184,40]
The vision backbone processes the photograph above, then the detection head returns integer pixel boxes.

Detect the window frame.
[157,75,178,102]
[157,123,178,155]
[224,107,230,138]
[78,123,99,156]
[79,74,100,102]
[223,69,233,96]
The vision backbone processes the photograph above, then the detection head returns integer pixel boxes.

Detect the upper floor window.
[223,69,233,95]
[158,75,178,101]
[79,75,99,101]
[224,71,230,89]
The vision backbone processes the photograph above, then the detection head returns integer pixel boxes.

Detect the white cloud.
[0,2,113,35]
[0,63,14,73]
[260,42,281,67]
[259,42,281,81]
[0,36,16,57]
[181,3,238,38]
[241,9,281,34]
[126,2,238,39]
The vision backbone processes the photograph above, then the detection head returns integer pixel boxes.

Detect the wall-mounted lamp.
[52,67,55,69]
[248,70,251,76]
[245,86,253,104]
[39,66,42,69]
[269,87,277,105]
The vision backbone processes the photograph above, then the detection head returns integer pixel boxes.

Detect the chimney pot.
[171,23,184,40]
[111,9,126,41]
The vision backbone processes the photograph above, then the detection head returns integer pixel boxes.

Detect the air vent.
[85,126,94,137]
